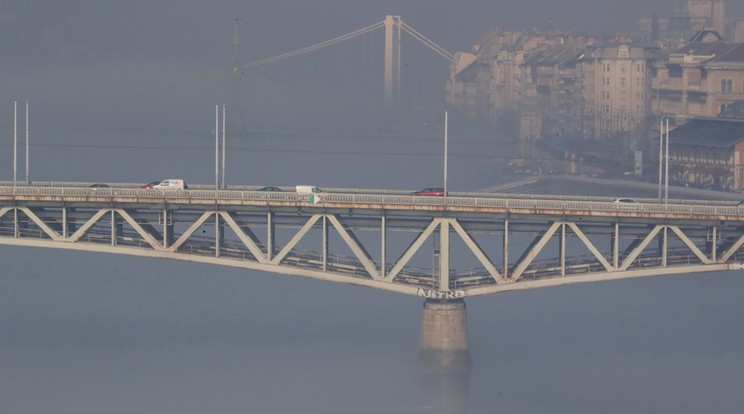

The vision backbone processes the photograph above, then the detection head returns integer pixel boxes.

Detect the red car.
[411,187,445,196]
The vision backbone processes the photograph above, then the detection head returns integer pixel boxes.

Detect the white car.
[613,198,639,203]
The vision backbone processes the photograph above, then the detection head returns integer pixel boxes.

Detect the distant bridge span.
[2,184,744,298]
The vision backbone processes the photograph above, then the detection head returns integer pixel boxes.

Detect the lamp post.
[444,110,448,196]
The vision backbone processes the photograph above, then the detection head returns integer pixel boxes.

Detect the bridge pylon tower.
[229,18,246,137]
[384,15,401,107]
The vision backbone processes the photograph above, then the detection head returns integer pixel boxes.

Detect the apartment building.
[580,44,658,142]
[447,30,608,135]
[651,33,744,123]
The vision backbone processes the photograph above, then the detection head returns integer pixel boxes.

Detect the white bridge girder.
[1,202,744,298]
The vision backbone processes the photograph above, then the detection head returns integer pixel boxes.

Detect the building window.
[620,78,627,87]
[606,77,610,86]
[721,79,733,93]
[621,66,626,73]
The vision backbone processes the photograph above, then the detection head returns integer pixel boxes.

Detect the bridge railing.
[1,185,743,218]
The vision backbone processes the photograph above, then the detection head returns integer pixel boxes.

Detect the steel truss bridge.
[2,184,744,298]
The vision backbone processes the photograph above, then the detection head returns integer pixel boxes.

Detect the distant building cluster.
[446,0,744,191]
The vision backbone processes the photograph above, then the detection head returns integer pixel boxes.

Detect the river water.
[2,125,744,413]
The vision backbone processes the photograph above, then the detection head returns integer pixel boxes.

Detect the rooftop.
[669,119,744,147]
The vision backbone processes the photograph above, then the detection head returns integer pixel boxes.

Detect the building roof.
[670,42,744,64]
[522,45,582,66]
[671,41,735,57]
[688,30,723,42]
[708,43,744,63]
[669,119,744,147]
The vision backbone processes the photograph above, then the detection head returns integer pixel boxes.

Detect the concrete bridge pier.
[417,299,470,414]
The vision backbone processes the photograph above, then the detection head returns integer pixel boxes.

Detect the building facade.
[666,118,744,190]
[581,44,657,143]
[651,37,744,123]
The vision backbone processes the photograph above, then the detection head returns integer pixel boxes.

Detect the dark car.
[258,186,283,192]
[89,183,109,188]
[411,187,445,196]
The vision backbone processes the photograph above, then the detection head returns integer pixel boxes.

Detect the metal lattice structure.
[2,184,744,298]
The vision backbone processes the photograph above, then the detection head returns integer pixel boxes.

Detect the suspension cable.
[242,21,385,68]
[399,21,454,63]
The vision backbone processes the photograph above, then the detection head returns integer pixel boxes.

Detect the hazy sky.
[2,0,742,132]
[3,0,743,66]
[3,3,744,413]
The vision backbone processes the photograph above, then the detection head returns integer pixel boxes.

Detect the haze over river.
[2,125,744,413]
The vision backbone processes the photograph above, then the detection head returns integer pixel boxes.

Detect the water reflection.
[417,299,471,414]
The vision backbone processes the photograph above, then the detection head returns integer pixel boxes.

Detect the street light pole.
[215,104,219,190]
[222,103,226,189]
[665,118,669,203]
[444,110,448,196]
[658,118,663,201]
[13,101,17,188]
[25,99,29,185]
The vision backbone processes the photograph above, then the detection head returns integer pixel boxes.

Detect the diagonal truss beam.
[168,211,213,252]
[566,222,614,271]
[18,207,64,241]
[116,209,163,250]
[68,209,110,242]
[271,214,323,265]
[220,212,269,263]
[668,225,713,264]
[511,222,562,281]
[326,215,381,280]
[385,219,440,282]
[450,219,504,283]
[620,225,663,270]
[720,232,744,262]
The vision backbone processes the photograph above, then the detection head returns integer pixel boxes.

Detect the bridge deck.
[2,184,744,297]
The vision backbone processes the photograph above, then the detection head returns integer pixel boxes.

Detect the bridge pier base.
[418,299,470,414]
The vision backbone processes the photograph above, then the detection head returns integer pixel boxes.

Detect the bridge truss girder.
[1,205,744,298]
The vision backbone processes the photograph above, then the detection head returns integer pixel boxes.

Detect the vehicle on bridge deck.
[613,198,639,203]
[295,185,321,194]
[258,186,283,192]
[140,179,188,190]
[411,187,445,196]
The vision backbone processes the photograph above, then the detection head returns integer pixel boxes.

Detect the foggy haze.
[2,0,743,132]
[2,1,744,413]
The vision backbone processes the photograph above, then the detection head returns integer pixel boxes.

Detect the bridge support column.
[64,207,77,238]
[162,209,173,248]
[708,225,718,261]
[418,299,470,414]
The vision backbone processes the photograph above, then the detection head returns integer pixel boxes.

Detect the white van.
[296,185,321,204]
[295,185,321,194]
[149,179,188,190]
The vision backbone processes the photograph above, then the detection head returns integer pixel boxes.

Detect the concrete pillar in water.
[418,299,470,414]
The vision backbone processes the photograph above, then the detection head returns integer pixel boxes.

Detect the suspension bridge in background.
[237,15,454,106]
